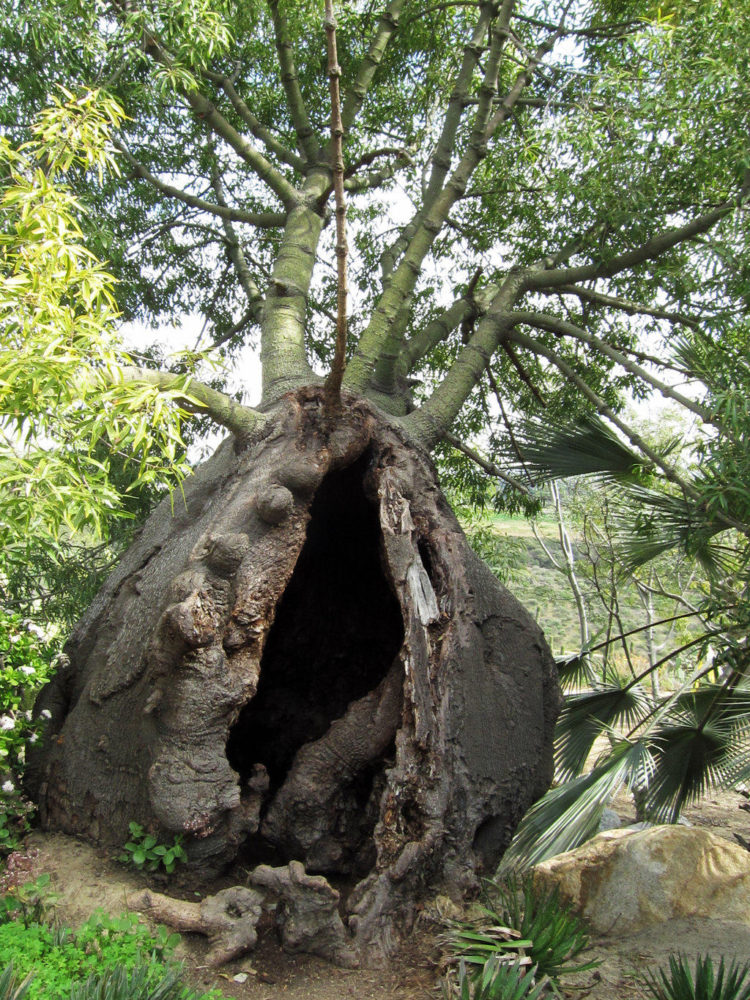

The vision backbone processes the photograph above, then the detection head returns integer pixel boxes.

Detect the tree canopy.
[3,0,747,457]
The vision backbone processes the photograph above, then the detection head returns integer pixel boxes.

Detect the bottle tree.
[9,0,747,961]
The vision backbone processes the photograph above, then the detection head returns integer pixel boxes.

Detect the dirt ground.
[18,787,750,1000]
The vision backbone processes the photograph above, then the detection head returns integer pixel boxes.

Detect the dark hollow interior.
[226,452,405,863]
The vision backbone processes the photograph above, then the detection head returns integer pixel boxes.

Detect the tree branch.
[557,284,701,329]
[524,197,747,291]
[267,0,320,161]
[507,310,716,425]
[114,140,286,228]
[323,0,349,419]
[119,368,267,437]
[203,69,306,172]
[210,164,265,324]
[341,0,407,132]
[444,432,533,496]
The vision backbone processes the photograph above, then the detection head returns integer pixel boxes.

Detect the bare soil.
[19,788,750,1000]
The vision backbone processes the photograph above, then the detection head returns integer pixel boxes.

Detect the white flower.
[23,711,31,721]
[0,716,15,731]
[25,623,45,639]
[1,781,14,794]
[28,733,38,744]
[40,710,52,720]
[19,666,35,676]
[8,635,20,645]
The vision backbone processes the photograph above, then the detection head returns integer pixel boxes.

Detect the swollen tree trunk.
[27,387,560,961]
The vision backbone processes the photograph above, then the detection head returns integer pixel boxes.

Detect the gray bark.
[27,387,560,964]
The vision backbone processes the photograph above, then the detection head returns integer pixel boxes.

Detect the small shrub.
[446,958,548,999]
[643,954,750,1000]
[445,873,597,995]
[0,875,57,926]
[489,874,597,983]
[119,824,187,874]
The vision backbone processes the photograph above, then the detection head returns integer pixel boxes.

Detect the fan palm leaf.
[555,681,651,781]
[511,415,649,484]
[499,740,653,870]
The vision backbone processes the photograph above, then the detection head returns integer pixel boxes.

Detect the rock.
[533,825,750,936]
[598,808,621,833]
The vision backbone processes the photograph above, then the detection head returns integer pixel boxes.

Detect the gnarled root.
[249,860,359,967]
[127,886,263,965]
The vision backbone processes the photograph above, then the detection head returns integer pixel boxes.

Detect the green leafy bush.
[0,911,184,999]
[119,824,187,874]
[643,954,750,1000]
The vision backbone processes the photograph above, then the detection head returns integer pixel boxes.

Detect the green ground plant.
[643,954,750,1000]
[0,910,187,1000]
[444,874,596,997]
[119,824,187,874]
[446,958,548,1000]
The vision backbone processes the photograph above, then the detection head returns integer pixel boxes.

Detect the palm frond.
[499,740,652,871]
[643,706,745,822]
[556,650,597,692]
[511,415,648,484]
[555,681,651,781]
[613,483,731,575]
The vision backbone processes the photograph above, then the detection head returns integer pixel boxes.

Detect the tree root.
[127,886,263,966]
[249,860,359,967]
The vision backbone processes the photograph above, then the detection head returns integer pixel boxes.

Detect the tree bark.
[27,387,560,964]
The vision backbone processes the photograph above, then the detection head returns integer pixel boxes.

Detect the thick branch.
[267,0,320,161]
[323,0,349,418]
[507,311,716,425]
[182,88,301,207]
[341,0,407,132]
[404,276,525,447]
[524,199,746,291]
[119,368,267,437]
[204,69,306,172]
[397,296,479,376]
[114,140,286,228]
[348,3,542,396]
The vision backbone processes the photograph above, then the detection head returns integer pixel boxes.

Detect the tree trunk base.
[28,388,561,963]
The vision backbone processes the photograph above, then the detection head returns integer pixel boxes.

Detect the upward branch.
[323,0,349,420]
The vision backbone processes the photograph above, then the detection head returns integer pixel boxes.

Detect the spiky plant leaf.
[0,966,32,1000]
[499,740,652,870]
[643,953,750,1000]
[556,651,597,692]
[511,416,648,485]
[555,681,651,781]
[452,957,548,1000]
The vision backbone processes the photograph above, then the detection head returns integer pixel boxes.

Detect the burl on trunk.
[27,388,561,960]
